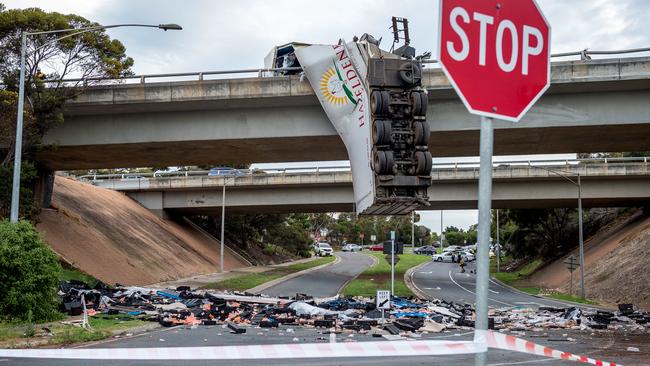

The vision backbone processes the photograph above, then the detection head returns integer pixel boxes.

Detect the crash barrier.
[0,330,619,364]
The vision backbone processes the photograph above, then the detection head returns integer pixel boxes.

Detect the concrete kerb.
[248,254,341,294]
[335,251,379,295]
[488,275,612,311]
[404,260,433,300]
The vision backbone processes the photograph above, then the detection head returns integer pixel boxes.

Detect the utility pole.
[496,209,500,273]
[440,210,444,249]
[411,211,415,249]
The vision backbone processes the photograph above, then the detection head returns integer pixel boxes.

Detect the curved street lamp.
[10,23,182,222]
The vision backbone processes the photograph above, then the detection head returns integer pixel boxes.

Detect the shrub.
[0,220,62,322]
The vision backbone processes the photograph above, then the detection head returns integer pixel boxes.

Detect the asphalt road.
[412,259,586,309]
[261,252,375,298]
[5,326,640,366]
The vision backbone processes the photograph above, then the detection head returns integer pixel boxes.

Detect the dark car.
[414,245,436,255]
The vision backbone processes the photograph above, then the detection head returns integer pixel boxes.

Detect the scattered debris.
[56,280,650,338]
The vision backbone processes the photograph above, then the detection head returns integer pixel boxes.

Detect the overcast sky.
[5,0,649,233]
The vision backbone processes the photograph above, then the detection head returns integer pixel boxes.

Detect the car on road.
[432,251,473,263]
[369,243,384,251]
[208,167,246,177]
[414,245,436,255]
[314,242,333,257]
[342,243,362,252]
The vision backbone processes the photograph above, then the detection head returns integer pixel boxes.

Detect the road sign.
[438,0,551,122]
[563,254,579,273]
[370,234,376,242]
[376,290,391,309]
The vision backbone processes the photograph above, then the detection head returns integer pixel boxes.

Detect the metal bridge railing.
[41,46,650,86]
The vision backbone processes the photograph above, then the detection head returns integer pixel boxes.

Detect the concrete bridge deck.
[35,57,650,170]
[81,159,650,214]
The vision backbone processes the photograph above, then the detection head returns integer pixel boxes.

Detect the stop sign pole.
[438,1,550,364]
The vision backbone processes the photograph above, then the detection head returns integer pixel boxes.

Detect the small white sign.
[376,290,390,309]
[370,235,377,242]
[390,231,396,241]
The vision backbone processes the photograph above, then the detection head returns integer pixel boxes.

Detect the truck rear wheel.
[372,120,392,145]
[413,121,430,146]
[415,150,432,175]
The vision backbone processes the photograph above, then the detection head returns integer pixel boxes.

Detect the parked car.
[314,242,333,257]
[342,243,362,252]
[442,245,462,253]
[432,251,473,263]
[460,250,475,262]
[369,243,384,251]
[414,245,436,255]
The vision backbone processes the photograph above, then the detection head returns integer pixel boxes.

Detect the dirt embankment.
[37,177,249,285]
[528,210,650,309]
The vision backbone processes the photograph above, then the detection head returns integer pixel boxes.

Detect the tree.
[0,219,62,322]
[0,5,134,167]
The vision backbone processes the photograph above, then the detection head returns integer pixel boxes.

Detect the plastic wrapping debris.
[289,301,337,316]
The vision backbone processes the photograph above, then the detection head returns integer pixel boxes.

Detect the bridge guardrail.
[41,47,650,85]
[76,158,650,191]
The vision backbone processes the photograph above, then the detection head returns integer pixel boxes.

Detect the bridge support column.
[126,191,169,219]
[34,168,54,209]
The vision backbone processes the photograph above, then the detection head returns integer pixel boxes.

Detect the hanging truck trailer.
[265,27,432,215]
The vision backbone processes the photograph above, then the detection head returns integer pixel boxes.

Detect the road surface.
[4,326,638,366]
[412,260,586,308]
[261,252,375,298]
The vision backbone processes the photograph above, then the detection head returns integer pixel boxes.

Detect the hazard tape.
[0,331,621,365]
[0,340,478,360]
[486,331,620,366]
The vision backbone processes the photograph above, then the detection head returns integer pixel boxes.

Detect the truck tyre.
[415,150,433,175]
[372,120,392,145]
[413,121,430,146]
[400,62,421,85]
[371,90,389,115]
[374,150,394,175]
[411,91,427,116]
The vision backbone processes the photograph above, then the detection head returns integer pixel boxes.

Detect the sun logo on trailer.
[320,63,357,107]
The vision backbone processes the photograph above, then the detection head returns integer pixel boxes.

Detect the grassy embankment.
[0,268,147,347]
[201,255,336,291]
[342,251,430,297]
[491,256,598,305]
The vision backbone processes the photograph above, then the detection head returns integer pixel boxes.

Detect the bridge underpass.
[82,159,650,216]
[33,57,650,170]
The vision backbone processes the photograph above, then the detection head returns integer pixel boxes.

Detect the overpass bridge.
[37,56,650,170]
[79,158,650,215]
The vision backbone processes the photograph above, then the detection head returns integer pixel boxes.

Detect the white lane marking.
[424,287,442,290]
[448,270,513,307]
[419,271,433,274]
[456,273,500,294]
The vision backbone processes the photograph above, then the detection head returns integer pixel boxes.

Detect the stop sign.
[438,0,551,122]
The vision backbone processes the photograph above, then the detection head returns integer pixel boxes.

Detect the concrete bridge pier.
[126,191,171,219]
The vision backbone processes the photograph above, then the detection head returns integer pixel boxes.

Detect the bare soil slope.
[37,177,248,285]
[528,210,650,309]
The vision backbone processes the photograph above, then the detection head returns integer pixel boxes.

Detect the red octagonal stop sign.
[438,0,551,122]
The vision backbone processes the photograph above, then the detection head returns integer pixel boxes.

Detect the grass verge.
[201,255,336,291]
[0,314,148,347]
[342,252,430,297]
[491,257,599,305]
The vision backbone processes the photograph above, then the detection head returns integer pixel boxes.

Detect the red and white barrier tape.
[486,331,620,366]
[0,340,478,360]
[0,331,621,365]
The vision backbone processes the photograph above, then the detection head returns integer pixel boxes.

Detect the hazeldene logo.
[319,61,358,107]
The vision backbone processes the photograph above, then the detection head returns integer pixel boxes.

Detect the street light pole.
[9,23,181,223]
[440,210,444,249]
[411,211,415,249]
[9,33,27,223]
[577,174,585,299]
[220,181,226,273]
[531,165,585,299]
[496,209,500,273]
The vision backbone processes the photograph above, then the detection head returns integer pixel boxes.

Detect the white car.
[432,251,472,263]
[442,246,462,253]
[342,244,361,252]
[314,242,333,257]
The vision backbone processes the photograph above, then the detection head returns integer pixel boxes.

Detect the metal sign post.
[390,230,396,296]
[474,116,494,365]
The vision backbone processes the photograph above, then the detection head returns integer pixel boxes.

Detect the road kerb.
[335,251,379,295]
[489,275,612,311]
[404,260,433,300]
[248,254,341,294]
